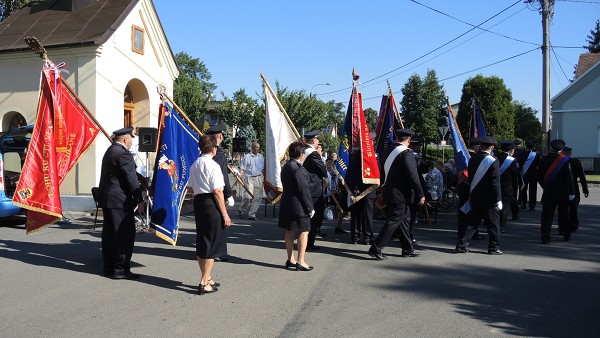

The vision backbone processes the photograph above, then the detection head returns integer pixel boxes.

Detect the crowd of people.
[96,124,589,296]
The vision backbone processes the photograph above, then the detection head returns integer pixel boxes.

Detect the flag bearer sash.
[499,155,515,175]
[460,154,495,214]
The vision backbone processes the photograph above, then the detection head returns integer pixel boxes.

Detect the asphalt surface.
[1,187,599,337]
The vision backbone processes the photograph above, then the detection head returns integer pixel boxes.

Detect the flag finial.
[352,68,360,81]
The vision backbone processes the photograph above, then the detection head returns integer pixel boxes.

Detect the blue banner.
[448,106,470,171]
[150,102,199,245]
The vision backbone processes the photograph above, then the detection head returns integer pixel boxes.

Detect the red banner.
[352,87,379,185]
[13,65,99,233]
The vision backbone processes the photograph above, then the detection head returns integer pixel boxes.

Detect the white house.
[0,0,178,210]
[551,53,600,172]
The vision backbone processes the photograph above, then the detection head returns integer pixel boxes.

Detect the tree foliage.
[456,74,514,141]
[363,107,378,132]
[513,101,542,146]
[584,19,600,53]
[216,88,259,135]
[0,0,32,22]
[400,70,445,143]
[173,52,216,121]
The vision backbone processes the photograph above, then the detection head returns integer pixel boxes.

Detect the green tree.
[400,70,445,143]
[456,74,514,141]
[217,88,259,135]
[0,0,32,22]
[173,52,216,121]
[363,107,378,131]
[584,19,600,53]
[513,101,542,146]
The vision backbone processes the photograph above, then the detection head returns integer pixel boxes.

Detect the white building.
[0,0,178,210]
[551,53,600,172]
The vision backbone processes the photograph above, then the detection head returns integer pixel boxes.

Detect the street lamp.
[310,82,331,96]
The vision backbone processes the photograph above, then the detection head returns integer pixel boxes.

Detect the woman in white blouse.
[188,134,232,295]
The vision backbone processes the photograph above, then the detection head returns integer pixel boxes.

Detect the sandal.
[198,283,219,295]
[208,278,221,287]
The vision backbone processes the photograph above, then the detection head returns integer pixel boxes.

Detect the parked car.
[0,125,33,218]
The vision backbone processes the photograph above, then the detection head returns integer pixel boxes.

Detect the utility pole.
[541,0,553,156]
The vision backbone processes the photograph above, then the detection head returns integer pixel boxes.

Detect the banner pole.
[260,73,301,139]
[162,94,254,198]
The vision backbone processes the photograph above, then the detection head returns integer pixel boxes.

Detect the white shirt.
[240,152,264,177]
[129,136,148,176]
[188,154,225,194]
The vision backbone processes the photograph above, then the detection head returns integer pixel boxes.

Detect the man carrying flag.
[99,127,145,279]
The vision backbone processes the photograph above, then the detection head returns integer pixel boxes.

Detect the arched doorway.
[123,79,150,127]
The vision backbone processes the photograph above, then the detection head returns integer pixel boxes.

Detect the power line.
[550,45,572,82]
[409,0,538,46]
[318,0,525,97]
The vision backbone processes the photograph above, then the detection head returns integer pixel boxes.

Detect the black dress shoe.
[401,250,422,257]
[334,228,348,234]
[247,216,257,220]
[488,248,504,255]
[317,230,327,238]
[111,270,140,280]
[306,245,320,251]
[285,260,296,269]
[501,229,508,234]
[214,255,229,262]
[473,234,485,240]
[198,284,219,295]
[455,245,470,253]
[368,248,388,260]
[351,238,359,244]
[296,263,313,271]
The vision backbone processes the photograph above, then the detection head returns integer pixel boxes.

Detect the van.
[0,125,33,217]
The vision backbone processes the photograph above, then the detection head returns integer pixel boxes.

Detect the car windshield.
[0,125,33,199]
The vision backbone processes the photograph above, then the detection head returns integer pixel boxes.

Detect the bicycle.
[437,187,459,213]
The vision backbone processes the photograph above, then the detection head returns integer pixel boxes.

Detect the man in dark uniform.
[497,141,520,234]
[538,139,575,243]
[562,147,589,233]
[368,129,425,260]
[456,136,503,255]
[407,136,427,243]
[99,127,145,279]
[456,138,485,241]
[511,139,524,220]
[303,130,328,251]
[518,141,541,211]
[206,124,234,261]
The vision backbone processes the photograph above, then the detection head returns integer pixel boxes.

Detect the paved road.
[1,187,599,337]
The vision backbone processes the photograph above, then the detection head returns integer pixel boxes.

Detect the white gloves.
[494,201,503,211]
[568,195,575,201]
[308,210,315,218]
[227,196,235,207]
[232,168,240,176]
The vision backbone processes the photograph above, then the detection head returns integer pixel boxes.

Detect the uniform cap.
[525,140,535,148]
[500,140,515,151]
[563,146,572,152]
[410,136,424,144]
[550,139,566,150]
[468,138,480,146]
[513,139,522,146]
[479,136,497,147]
[395,128,415,137]
[304,130,320,139]
[206,124,225,135]
[112,127,135,138]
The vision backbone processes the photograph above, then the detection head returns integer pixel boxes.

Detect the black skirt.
[194,193,227,258]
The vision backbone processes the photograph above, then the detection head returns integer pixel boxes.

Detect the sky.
[153,0,599,116]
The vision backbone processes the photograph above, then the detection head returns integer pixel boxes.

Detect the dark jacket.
[570,157,588,196]
[467,150,501,207]
[497,152,520,202]
[538,152,574,201]
[380,144,424,206]
[98,143,143,209]
[279,159,313,224]
[213,145,232,199]
[517,149,541,184]
[303,148,327,198]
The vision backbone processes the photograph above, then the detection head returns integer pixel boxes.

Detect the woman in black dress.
[278,141,315,271]
[188,135,232,294]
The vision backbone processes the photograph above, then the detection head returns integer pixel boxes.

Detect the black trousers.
[308,195,325,247]
[458,203,500,250]
[510,191,519,218]
[520,180,537,210]
[102,208,136,273]
[500,197,512,231]
[457,195,469,240]
[350,197,374,242]
[541,198,570,242]
[373,199,413,253]
[568,195,581,232]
